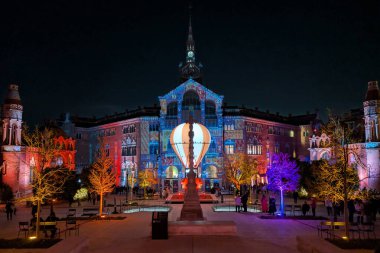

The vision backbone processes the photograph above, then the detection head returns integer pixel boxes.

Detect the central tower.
[179,5,202,83]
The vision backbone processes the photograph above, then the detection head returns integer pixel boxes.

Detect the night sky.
[0,0,379,125]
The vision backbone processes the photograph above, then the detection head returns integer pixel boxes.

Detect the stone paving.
[0,194,376,253]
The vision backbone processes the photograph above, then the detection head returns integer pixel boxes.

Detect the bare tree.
[88,139,115,216]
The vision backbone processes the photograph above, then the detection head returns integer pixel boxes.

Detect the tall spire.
[179,3,202,83]
[186,4,195,61]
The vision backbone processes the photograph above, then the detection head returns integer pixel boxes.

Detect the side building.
[0,84,76,196]
[309,81,380,191]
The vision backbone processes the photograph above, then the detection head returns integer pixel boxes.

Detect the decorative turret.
[179,5,202,83]
[1,84,23,146]
[363,81,380,142]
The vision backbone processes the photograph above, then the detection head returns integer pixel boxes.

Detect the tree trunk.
[36,200,41,238]
[99,192,103,216]
[344,169,349,239]
[280,189,284,216]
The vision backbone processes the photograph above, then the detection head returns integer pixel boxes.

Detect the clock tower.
[179,5,202,83]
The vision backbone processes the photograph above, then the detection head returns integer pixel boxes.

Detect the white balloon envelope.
[170,123,211,168]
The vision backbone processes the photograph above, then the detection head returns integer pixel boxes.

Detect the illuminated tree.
[313,113,366,238]
[138,169,157,197]
[224,153,258,192]
[88,140,116,216]
[20,126,68,238]
[267,153,299,216]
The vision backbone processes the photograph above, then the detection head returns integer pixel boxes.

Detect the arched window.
[182,90,201,122]
[29,157,36,183]
[11,124,17,145]
[205,165,218,178]
[205,100,216,118]
[182,90,200,110]
[321,151,330,160]
[166,166,179,178]
[166,102,178,118]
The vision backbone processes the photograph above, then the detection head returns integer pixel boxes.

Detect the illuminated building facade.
[60,19,318,193]
[0,84,76,195]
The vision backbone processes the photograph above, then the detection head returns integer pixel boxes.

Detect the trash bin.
[152,212,168,239]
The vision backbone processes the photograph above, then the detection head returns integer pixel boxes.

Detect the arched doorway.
[164,166,179,193]
[204,165,219,192]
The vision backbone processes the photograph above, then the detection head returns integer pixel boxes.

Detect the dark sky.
[0,0,379,125]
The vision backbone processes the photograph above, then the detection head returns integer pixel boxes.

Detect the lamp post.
[124,163,128,203]
[130,158,135,202]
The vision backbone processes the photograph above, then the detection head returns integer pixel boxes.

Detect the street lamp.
[130,157,135,202]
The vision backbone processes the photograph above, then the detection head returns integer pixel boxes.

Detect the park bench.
[317,221,346,239]
[284,205,293,215]
[82,208,98,218]
[360,222,376,239]
[40,221,60,238]
[293,205,302,215]
[317,221,333,238]
[65,219,80,237]
[67,208,76,217]
[17,221,29,238]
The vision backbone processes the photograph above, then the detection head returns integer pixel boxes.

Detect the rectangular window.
[224,124,234,131]
[122,147,128,156]
[149,123,159,132]
[76,133,82,139]
[225,145,234,154]
[289,130,294,138]
[149,144,159,155]
[275,145,280,153]
[247,144,262,155]
[123,125,136,134]
[268,126,274,134]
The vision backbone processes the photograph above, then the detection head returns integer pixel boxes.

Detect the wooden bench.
[40,221,60,238]
[284,205,293,215]
[360,222,376,239]
[293,205,302,215]
[82,208,98,217]
[65,219,80,237]
[317,221,346,239]
[67,208,76,217]
[317,221,333,238]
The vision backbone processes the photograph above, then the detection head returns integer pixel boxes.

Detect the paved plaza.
[0,195,376,253]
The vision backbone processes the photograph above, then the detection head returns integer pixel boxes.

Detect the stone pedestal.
[180,170,203,221]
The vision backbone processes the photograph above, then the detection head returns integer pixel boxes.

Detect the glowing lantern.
[170,123,211,168]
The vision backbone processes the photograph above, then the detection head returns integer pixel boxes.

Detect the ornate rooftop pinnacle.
[179,3,202,83]
[4,84,22,105]
[365,81,380,101]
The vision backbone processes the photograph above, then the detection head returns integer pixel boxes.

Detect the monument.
[170,113,210,220]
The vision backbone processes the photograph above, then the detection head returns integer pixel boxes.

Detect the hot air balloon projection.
[169,123,211,169]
